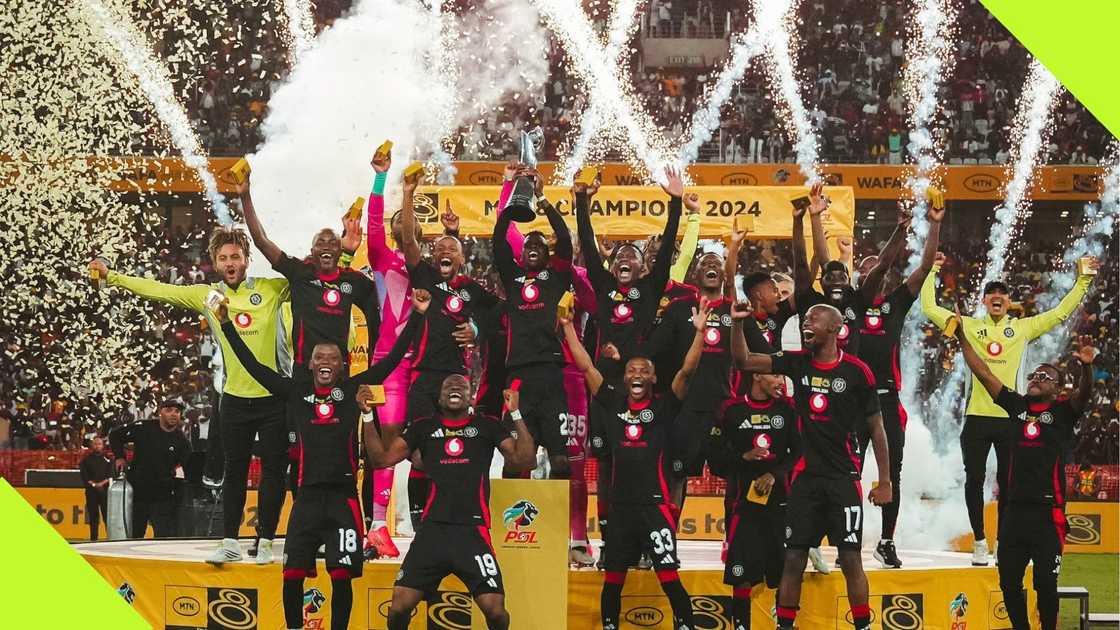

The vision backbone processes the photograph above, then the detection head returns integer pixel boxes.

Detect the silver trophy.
[505,127,545,222]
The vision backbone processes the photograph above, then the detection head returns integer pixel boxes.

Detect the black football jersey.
[770,350,880,478]
[994,387,1078,506]
[710,395,801,504]
[403,414,512,526]
[408,260,500,373]
[856,285,917,392]
[594,384,682,505]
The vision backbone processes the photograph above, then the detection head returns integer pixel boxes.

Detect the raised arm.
[671,195,702,283]
[670,301,709,400]
[398,171,423,267]
[1070,335,1098,413]
[920,252,954,330]
[904,196,944,295]
[725,215,747,300]
[541,195,572,262]
[952,310,1003,399]
[807,182,831,269]
[791,200,811,298]
[648,169,685,291]
[497,389,537,471]
[861,208,910,301]
[236,176,283,266]
[574,184,611,288]
[217,307,290,396]
[93,257,207,313]
[356,292,428,385]
[1021,259,1097,340]
[562,317,604,394]
[491,202,518,287]
[366,151,393,268]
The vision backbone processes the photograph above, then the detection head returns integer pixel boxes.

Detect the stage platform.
[76,538,1029,629]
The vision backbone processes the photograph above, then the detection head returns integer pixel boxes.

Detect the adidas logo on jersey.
[339,556,352,566]
[844,533,859,544]
[661,555,674,565]
[430,429,445,438]
[487,578,498,588]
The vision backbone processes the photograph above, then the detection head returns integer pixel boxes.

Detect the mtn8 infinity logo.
[413,192,439,222]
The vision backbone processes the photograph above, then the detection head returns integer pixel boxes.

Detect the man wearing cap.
[109,399,191,538]
[921,255,1098,565]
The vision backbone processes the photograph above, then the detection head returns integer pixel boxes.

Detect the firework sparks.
[532,0,672,181]
[81,0,232,225]
[975,59,1062,306]
[555,0,644,184]
[282,0,316,62]
[759,0,820,183]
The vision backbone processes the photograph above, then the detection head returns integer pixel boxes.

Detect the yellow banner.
[409,185,854,240]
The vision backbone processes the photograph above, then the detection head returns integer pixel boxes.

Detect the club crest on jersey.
[720,314,733,326]
[331,388,344,401]
[446,294,464,313]
[1038,412,1054,425]
[249,293,262,305]
[809,393,829,413]
[625,424,644,441]
[521,284,540,302]
[704,327,721,345]
[771,415,785,429]
[880,302,891,314]
[1004,327,1015,338]
[627,287,641,299]
[832,378,847,393]
[234,312,253,328]
[844,307,856,320]
[639,409,654,422]
[459,289,472,301]
[444,437,465,456]
[754,433,771,449]
[340,282,353,294]
[323,288,342,306]
[464,426,479,437]
[987,341,1003,356]
[536,270,550,281]
[1023,422,1041,440]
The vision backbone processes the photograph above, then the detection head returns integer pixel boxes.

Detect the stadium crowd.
[166,0,1111,166]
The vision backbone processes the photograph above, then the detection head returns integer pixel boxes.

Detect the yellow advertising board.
[79,547,1030,629]
[15,486,293,541]
[952,500,1120,554]
[566,564,1035,629]
[38,156,1104,201]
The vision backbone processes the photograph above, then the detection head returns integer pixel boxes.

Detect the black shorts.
[407,369,457,424]
[396,521,504,596]
[604,503,680,573]
[785,474,864,550]
[670,407,716,478]
[506,364,568,456]
[724,502,786,588]
[283,486,364,577]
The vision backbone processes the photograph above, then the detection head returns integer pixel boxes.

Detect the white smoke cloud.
[246,0,547,275]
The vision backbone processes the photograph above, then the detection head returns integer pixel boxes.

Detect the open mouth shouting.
[629,379,646,396]
[617,264,633,282]
[439,256,454,274]
[317,366,333,380]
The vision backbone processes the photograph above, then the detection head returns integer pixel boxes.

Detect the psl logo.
[502,499,540,544]
[949,592,968,629]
